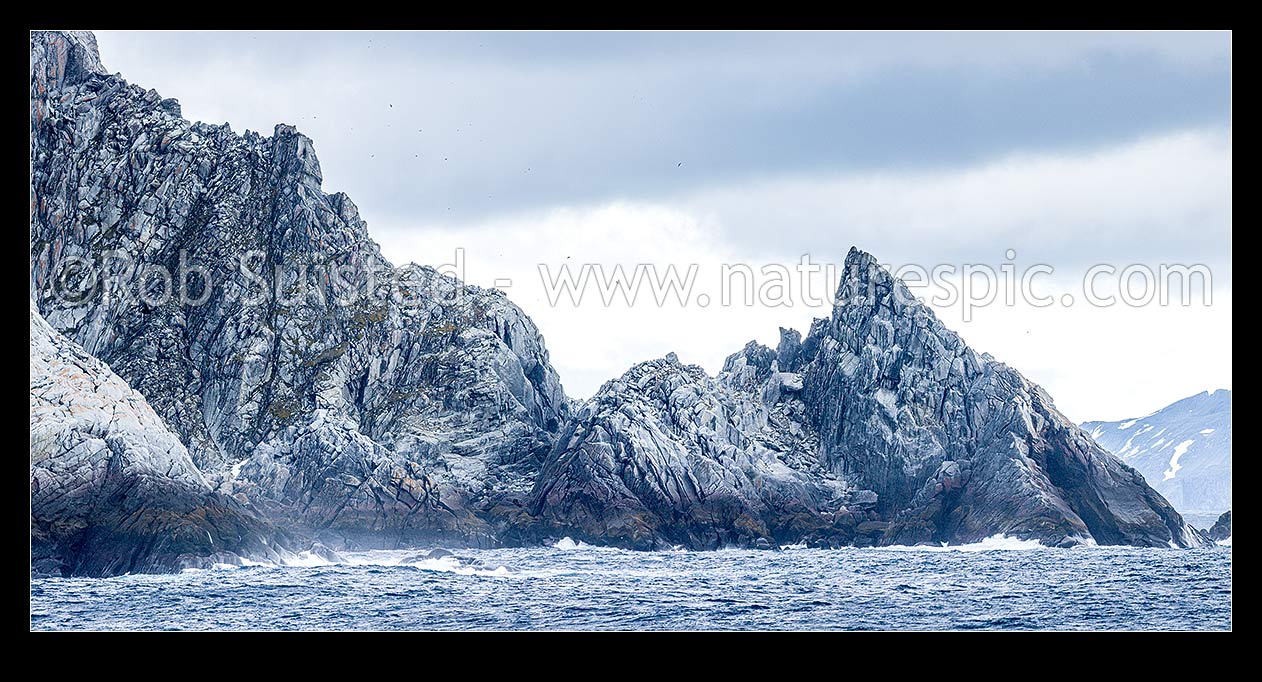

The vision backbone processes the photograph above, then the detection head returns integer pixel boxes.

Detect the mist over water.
[31,544,1231,631]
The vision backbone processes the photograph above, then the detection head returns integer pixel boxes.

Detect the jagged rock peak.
[832,246,976,361]
[28,31,1203,560]
[30,30,569,553]
[528,244,1205,549]
[31,31,106,93]
[270,123,326,186]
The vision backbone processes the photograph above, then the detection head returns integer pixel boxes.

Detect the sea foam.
[876,534,1049,552]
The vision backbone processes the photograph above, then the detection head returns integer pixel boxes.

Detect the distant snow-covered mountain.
[1083,390,1231,517]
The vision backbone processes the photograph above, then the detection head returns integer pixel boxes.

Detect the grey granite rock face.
[29,31,1202,565]
[521,352,868,549]
[528,249,1204,549]
[797,249,1201,547]
[30,301,288,577]
[29,30,568,550]
[1206,511,1231,542]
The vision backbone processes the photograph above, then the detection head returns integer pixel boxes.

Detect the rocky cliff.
[30,32,1205,573]
[1206,510,1231,542]
[30,30,568,556]
[31,301,288,576]
[525,249,1204,549]
[522,351,865,550]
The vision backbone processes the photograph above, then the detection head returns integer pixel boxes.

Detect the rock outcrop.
[31,301,287,577]
[521,352,869,550]
[30,30,568,552]
[1206,511,1231,542]
[526,249,1204,549]
[30,31,1204,571]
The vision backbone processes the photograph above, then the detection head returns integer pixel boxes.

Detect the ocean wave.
[552,537,633,552]
[335,550,517,578]
[875,534,1049,552]
[40,543,1233,630]
[285,551,336,568]
[400,556,514,577]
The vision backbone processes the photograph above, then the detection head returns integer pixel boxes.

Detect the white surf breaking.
[337,550,517,577]
[553,536,590,550]
[875,534,1050,552]
[550,536,642,553]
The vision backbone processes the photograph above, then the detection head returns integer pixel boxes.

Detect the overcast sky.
[94,30,1232,421]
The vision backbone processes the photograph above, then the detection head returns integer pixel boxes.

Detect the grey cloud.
[95,30,1230,232]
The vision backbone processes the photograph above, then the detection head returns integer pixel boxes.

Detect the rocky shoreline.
[30,31,1209,576]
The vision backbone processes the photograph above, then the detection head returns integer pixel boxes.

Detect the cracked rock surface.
[30,30,568,561]
[30,32,1203,573]
[521,351,861,550]
[31,301,287,576]
[525,249,1204,549]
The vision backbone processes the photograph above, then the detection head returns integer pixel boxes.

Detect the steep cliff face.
[528,249,1203,549]
[1206,510,1231,542]
[30,31,1202,566]
[30,30,568,548]
[31,301,287,577]
[796,249,1200,547]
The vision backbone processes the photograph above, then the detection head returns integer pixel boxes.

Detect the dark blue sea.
[30,537,1232,631]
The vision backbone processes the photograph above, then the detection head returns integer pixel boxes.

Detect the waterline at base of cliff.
[31,543,1231,631]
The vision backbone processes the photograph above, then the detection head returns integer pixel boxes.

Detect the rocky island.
[30,31,1204,577]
